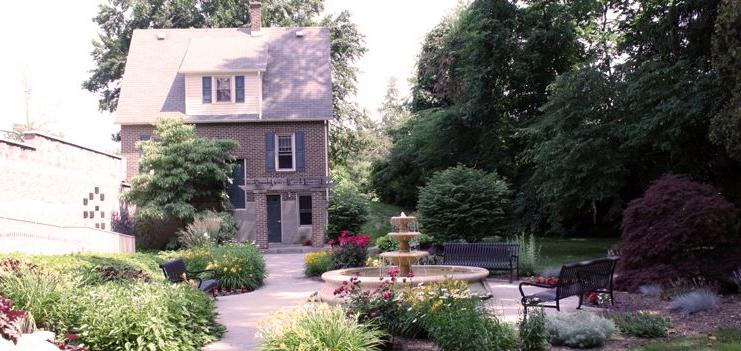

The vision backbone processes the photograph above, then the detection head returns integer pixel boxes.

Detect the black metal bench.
[519,257,617,314]
[443,243,519,282]
[159,258,218,292]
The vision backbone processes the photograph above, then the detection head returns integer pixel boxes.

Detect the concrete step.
[261,245,329,254]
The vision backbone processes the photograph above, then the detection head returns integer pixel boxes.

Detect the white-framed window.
[275,134,295,171]
[298,195,312,226]
[215,76,232,102]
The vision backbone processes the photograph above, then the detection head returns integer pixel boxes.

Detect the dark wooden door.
[267,195,282,243]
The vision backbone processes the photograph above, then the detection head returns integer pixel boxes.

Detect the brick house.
[116,2,330,248]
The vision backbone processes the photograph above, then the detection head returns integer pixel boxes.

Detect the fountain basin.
[319,265,491,304]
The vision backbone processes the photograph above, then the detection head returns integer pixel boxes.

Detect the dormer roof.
[115,27,332,125]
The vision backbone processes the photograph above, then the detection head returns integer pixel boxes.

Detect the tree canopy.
[372,0,741,236]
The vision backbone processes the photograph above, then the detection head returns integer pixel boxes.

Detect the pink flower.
[407,272,415,278]
[342,281,348,285]
[65,334,79,341]
[381,291,393,299]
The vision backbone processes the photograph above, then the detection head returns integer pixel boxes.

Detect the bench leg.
[577,294,583,309]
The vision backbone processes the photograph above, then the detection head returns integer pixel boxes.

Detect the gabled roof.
[115,27,333,125]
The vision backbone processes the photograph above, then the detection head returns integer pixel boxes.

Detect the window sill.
[276,169,296,172]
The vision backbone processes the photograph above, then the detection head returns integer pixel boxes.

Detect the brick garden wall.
[0,133,131,254]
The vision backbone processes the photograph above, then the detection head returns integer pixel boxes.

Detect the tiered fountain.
[320,213,490,303]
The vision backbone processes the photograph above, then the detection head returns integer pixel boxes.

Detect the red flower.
[381,291,393,299]
[588,292,598,304]
[64,334,79,341]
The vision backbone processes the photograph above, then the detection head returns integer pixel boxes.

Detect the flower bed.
[0,254,223,350]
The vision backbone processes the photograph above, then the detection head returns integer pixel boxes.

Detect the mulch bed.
[551,291,741,350]
[210,287,253,297]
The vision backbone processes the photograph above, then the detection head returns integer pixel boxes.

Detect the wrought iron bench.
[443,243,519,282]
[519,257,617,314]
[159,258,218,292]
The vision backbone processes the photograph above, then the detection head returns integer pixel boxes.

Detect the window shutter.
[295,131,305,172]
[202,76,212,103]
[235,76,245,103]
[265,132,275,173]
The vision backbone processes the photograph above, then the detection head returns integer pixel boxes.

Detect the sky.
[0,0,459,153]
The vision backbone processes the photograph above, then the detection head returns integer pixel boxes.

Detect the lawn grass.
[360,200,405,241]
[632,328,741,351]
[536,237,618,272]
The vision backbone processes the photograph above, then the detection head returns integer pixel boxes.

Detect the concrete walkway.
[203,254,596,350]
[203,254,323,351]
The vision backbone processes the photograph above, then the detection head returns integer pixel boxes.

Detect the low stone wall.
[0,216,135,255]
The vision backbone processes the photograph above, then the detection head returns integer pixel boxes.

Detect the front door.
[266,195,282,243]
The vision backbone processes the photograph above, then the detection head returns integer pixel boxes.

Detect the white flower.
[203,232,210,239]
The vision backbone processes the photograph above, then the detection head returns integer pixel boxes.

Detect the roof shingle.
[115,27,332,125]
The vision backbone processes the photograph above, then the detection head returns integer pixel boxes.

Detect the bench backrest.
[556,257,617,299]
[159,258,187,283]
[443,243,519,264]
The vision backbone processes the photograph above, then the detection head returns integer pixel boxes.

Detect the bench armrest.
[518,281,555,297]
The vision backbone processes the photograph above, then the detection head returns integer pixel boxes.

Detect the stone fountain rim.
[321,265,490,284]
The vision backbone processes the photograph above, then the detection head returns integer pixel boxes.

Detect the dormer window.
[216,77,232,102]
[202,75,245,104]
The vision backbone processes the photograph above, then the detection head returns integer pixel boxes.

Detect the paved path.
[203,254,323,351]
[203,254,596,350]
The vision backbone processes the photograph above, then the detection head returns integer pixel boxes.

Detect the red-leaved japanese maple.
[616,174,740,291]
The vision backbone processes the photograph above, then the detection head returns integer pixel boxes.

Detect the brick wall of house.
[0,133,124,230]
[121,121,328,182]
[121,121,329,248]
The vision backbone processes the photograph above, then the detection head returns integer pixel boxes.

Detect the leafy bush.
[419,295,517,351]
[304,251,331,277]
[328,243,368,270]
[0,294,35,343]
[418,166,510,243]
[177,211,237,248]
[514,234,541,276]
[519,309,548,351]
[342,277,517,351]
[668,289,719,314]
[328,183,370,240]
[616,174,741,291]
[257,303,385,351]
[167,243,266,290]
[545,311,615,348]
[73,282,221,350]
[609,311,671,338]
[639,284,663,298]
[0,255,222,351]
[375,235,397,252]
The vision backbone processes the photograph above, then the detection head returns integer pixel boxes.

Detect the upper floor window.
[202,75,245,104]
[216,77,231,102]
[276,134,295,171]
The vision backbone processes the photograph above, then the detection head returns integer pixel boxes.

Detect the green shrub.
[545,311,615,348]
[304,251,331,277]
[418,166,510,243]
[166,243,266,290]
[328,243,368,270]
[375,235,398,252]
[609,311,671,338]
[74,282,221,350]
[328,183,370,240]
[421,297,517,351]
[178,211,237,248]
[519,309,548,350]
[513,234,541,276]
[0,256,222,351]
[258,303,385,351]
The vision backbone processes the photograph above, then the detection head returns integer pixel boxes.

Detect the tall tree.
[709,0,741,161]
